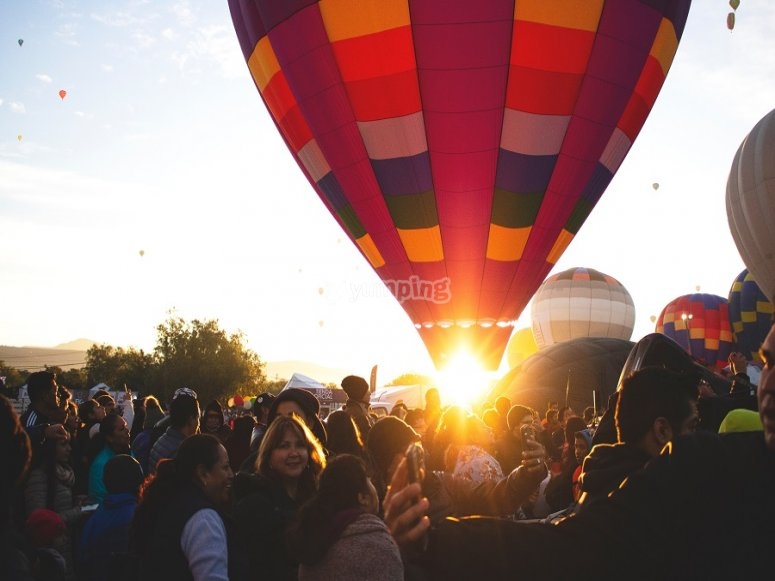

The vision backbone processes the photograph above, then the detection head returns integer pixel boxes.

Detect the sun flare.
[435,350,495,409]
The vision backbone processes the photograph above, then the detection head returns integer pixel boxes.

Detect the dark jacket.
[135,484,211,581]
[577,443,652,509]
[233,473,300,581]
[134,483,244,581]
[420,431,775,580]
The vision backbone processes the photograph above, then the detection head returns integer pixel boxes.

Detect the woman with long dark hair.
[129,433,242,581]
[24,432,83,578]
[288,454,403,580]
[234,414,326,580]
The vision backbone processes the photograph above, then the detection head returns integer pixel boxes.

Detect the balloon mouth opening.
[414,320,516,330]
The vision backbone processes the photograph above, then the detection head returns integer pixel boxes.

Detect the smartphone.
[405,442,424,484]
[520,424,536,443]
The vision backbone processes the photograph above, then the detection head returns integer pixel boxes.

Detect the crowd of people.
[2,328,774,580]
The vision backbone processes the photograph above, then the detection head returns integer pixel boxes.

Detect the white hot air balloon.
[727,108,775,302]
[531,267,636,350]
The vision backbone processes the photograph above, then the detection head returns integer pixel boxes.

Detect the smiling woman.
[130,434,239,581]
[233,415,326,581]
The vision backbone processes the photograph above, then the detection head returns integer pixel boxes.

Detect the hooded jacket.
[298,512,402,581]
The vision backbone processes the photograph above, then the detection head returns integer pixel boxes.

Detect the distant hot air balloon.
[652,182,660,191]
[649,315,657,324]
[139,250,145,257]
[58,89,67,100]
[728,269,774,362]
[727,108,775,303]
[531,267,635,350]
[318,320,325,328]
[317,287,324,295]
[18,39,23,47]
[228,0,691,369]
[656,293,734,370]
[727,12,735,30]
[17,134,22,142]
[505,327,538,369]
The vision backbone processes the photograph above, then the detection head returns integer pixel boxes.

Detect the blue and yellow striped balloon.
[728,269,774,362]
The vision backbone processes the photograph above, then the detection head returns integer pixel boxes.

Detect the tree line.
[1,314,270,406]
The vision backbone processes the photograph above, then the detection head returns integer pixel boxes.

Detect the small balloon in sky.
[729,0,740,10]
[696,285,701,292]
[652,182,660,191]
[17,134,22,142]
[139,249,145,257]
[18,39,23,47]
[727,12,735,30]
[649,315,657,323]
[317,287,324,295]
[318,320,325,328]
[58,89,67,100]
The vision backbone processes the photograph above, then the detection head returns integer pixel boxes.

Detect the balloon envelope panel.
[488,337,634,412]
[727,108,775,304]
[229,0,690,369]
[531,267,635,349]
[656,293,734,370]
[727,269,774,362]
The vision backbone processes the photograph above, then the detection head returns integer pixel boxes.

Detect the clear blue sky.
[1,1,772,386]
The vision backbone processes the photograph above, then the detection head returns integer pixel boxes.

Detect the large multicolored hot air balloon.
[229,0,691,369]
[727,108,775,304]
[656,293,734,370]
[728,269,774,362]
[531,267,635,349]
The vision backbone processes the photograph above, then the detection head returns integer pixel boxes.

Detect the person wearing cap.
[148,392,200,475]
[249,392,275,453]
[341,375,375,440]
[201,400,232,444]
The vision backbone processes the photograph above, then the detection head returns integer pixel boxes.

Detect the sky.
[1,1,773,388]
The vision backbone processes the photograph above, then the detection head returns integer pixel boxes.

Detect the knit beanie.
[25,509,65,548]
[341,375,369,403]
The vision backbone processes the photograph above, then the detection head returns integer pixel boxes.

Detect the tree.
[150,314,266,405]
[0,361,26,396]
[85,344,155,394]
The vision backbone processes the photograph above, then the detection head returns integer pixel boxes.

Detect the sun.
[435,350,496,409]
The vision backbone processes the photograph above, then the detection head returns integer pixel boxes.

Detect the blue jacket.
[77,492,137,581]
